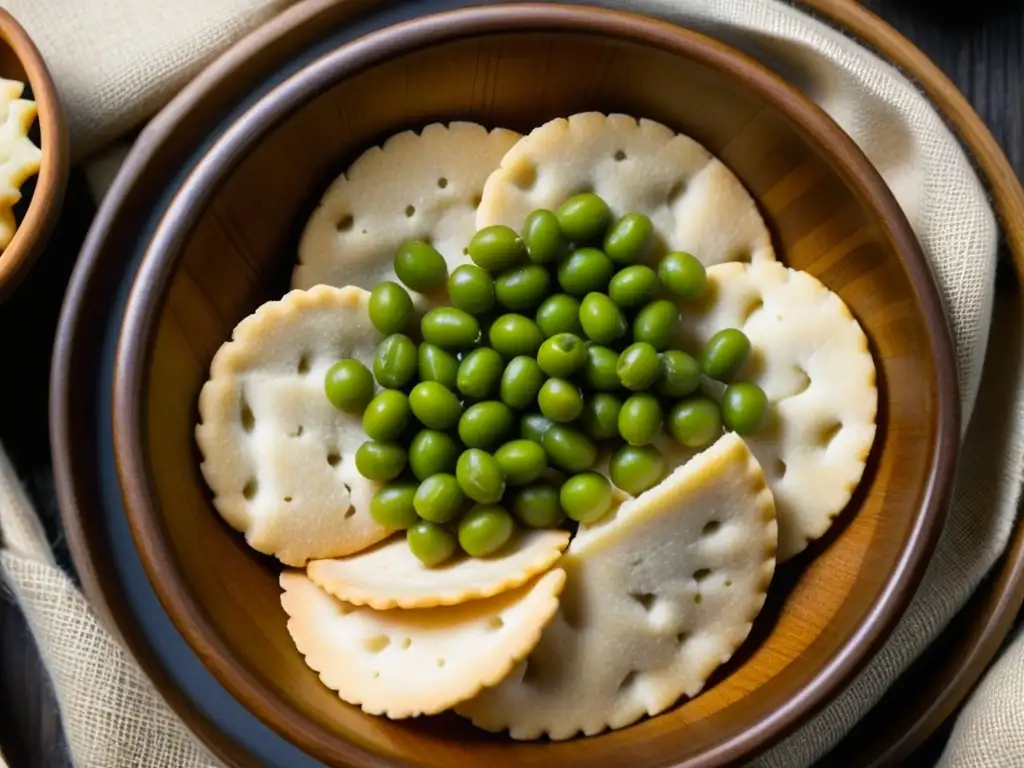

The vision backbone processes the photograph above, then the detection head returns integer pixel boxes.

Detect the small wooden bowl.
[112,5,959,767]
[0,8,68,299]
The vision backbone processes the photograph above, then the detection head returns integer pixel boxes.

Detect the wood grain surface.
[1,0,1021,766]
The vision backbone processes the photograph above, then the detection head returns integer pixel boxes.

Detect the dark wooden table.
[0,1,1021,766]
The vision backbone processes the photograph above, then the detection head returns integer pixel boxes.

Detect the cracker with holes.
[293,122,521,294]
[281,568,566,718]
[457,433,776,740]
[676,260,877,561]
[196,285,391,566]
[477,112,774,265]
[0,78,42,250]
[308,529,571,610]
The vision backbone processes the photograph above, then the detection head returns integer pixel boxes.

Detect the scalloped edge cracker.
[196,285,390,566]
[281,568,566,718]
[0,78,42,250]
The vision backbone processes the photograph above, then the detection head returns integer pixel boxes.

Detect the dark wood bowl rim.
[0,7,70,300]
[103,4,956,767]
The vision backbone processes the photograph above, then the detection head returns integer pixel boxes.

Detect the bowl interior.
[126,17,946,768]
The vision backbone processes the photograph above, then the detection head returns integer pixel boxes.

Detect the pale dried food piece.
[458,433,776,740]
[477,112,774,265]
[293,122,521,296]
[280,568,566,718]
[0,78,43,250]
[196,285,389,566]
[308,529,571,609]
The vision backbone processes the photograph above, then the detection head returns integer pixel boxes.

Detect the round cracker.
[280,568,566,719]
[676,260,878,561]
[477,112,774,265]
[457,433,777,740]
[293,121,521,294]
[308,529,571,610]
[196,285,390,567]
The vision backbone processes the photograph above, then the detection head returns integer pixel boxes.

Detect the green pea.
[659,251,707,299]
[657,350,701,398]
[582,393,622,439]
[583,345,622,391]
[579,292,627,344]
[418,343,459,390]
[537,333,588,378]
[370,482,419,528]
[409,429,460,480]
[522,209,565,264]
[413,473,465,523]
[458,505,515,557]
[495,264,551,311]
[324,359,375,413]
[543,425,597,472]
[633,300,680,351]
[448,264,495,315]
[701,328,751,381]
[617,342,660,391]
[409,381,463,430]
[538,378,584,423]
[362,389,410,441]
[520,413,553,444]
[468,225,525,272]
[603,212,654,265]
[668,397,722,448]
[609,444,666,496]
[618,393,663,446]
[407,521,458,566]
[722,382,769,436]
[369,281,414,335]
[495,439,548,485]
[500,356,546,410]
[560,472,613,523]
[557,248,614,296]
[372,334,417,389]
[395,240,447,293]
[459,401,515,450]
[489,314,544,358]
[421,307,481,350]
[457,347,504,400]
[456,449,506,504]
[608,264,659,308]
[536,294,582,337]
[512,483,565,528]
[556,193,612,243]
[355,440,407,481]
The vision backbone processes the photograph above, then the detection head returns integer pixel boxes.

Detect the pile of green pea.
[322,192,768,567]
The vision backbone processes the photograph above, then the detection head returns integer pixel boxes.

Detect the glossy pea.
[701,328,751,381]
[458,505,515,557]
[556,193,612,243]
[603,212,654,265]
[522,209,565,264]
[579,292,627,344]
[659,251,708,299]
[459,401,515,450]
[543,425,597,472]
[448,264,495,315]
[324,359,374,414]
[520,413,553,444]
[500,356,546,410]
[355,441,407,481]
[722,382,769,436]
[413,473,465,523]
[512,483,565,528]
[420,307,480,350]
[495,439,548,485]
[537,333,588,378]
[373,334,417,389]
[609,444,666,496]
[468,225,525,272]
[408,429,460,480]
[456,449,506,504]
[657,350,702,398]
[618,393,663,446]
[369,281,414,335]
[584,345,622,391]
[408,381,463,430]
[457,347,504,400]
[582,393,622,439]
[369,482,419,529]
[616,342,660,391]
[535,294,582,337]
[394,240,447,293]
[633,300,680,351]
[608,265,659,309]
[560,472,613,523]
[362,389,411,441]
[557,248,614,296]
[407,521,458,566]
[418,343,459,390]
[489,314,544,358]
[495,264,551,311]
[668,397,722,448]
[538,378,584,423]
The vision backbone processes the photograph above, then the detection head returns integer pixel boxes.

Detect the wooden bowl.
[0,8,68,299]
[112,5,959,766]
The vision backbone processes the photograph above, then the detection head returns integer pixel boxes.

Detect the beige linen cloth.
[0,0,1021,766]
